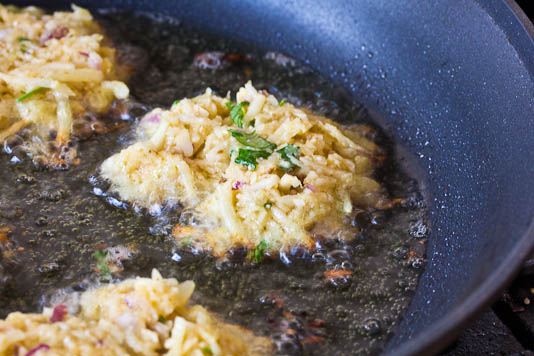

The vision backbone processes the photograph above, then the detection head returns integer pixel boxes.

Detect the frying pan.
[5,0,534,355]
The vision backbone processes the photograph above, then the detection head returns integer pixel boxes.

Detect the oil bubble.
[363,318,382,336]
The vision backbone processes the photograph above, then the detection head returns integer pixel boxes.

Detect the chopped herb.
[158,315,166,323]
[264,202,272,208]
[181,236,193,248]
[228,130,277,169]
[92,250,111,281]
[279,99,286,106]
[201,347,214,356]
[172,99,180,107]
[18,37,30,53]
[277,144,300,170]
[234,148,270,170]
[16,87,48,102]
[228,129,277,152]
[248,240,269,263]
[226,101,249,128]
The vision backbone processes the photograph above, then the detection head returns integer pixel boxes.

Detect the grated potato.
[0,269,271,356]
[100,82,386,256]
[0,4,129,167]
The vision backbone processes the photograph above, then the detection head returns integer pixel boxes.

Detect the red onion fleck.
[41,26,69,44]
[142,114,160,124]
[304,184,317,192]
[25,344,50,356]
[49,304,67,323]
[232,181,245,190]
[79,51,89,57]
[124,298,135,308]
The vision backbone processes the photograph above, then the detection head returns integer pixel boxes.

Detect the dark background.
[517,0,530,14]
[441,2,534,355]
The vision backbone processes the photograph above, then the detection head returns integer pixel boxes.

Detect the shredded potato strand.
[0,120,28,143]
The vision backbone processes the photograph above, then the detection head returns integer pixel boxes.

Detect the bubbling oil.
[0,10,428,356]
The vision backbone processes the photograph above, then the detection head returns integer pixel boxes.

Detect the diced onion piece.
[279,174,301,192]
[167,128,193,157]
[50,304,68,323]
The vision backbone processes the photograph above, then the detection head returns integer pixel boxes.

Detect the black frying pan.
[6,0,534,355]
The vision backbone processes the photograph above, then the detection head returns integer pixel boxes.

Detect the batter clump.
[100,82,387,256]
[0,4,128,168]
[0,269,271,356]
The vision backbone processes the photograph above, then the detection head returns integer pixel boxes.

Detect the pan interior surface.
[4,0,534,355]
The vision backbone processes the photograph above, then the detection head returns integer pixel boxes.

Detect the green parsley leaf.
[248,240,269,263]
[92,250,111,281]
[201,347,214,356]
[17,37,29,42]
[234,148,270,170]
[279,99,286,106]
[228,130,277,170]
[277,144,300,170]
[158,315,166,323]
[228,129,277,152]
[226,101,249,128]
[16,87,48,102]
[172,100,180,107]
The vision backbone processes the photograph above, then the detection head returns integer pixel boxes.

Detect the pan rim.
[386,3,534,354]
